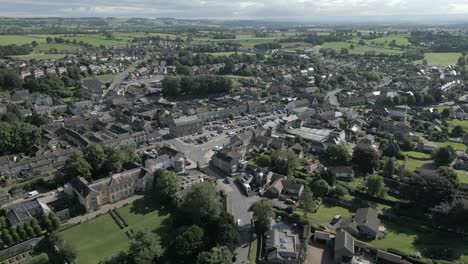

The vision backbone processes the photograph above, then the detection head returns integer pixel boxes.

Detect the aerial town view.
[0,1,467,264]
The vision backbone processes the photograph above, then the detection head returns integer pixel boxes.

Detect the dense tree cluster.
[0,44,32,57]
[0,218,42,247]
[280,32,352,46]
[162,75,232,97]
[154,169,180,208]
[0,69,23,90]
[409,31,468,52]
[0,121,41,156]
[62,145,140,183]
[253,43,282,50]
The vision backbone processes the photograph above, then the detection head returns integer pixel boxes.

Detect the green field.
[319,41,404,55]
[370,36,411,46]
[370,220,468,263]
[448,119,468,132]
[62,198,172,264]
[414,52,462,67]
[0,35,45,45]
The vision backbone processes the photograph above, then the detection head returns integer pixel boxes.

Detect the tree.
[249,199,274,234]
[451,125,465,138]
[31,41,39,48]
[31,219,42,236]
[49,212,61,231]
[311,179,330,198]
[127,232,162,264]
[366,175,386,198]
[256,155,271,167]
[433,146,457,166]
[437,166,459,186]
[326,144,351,165]
[441,108,451,119]
[85,144,106,177]
[2,229,13,246]
[209,212,239,251]
[174,225,205,262]
[197,246,233,264]
[320,169,336,186]
[179,184,222,225]
[400,170,456,211]
[431,199,468,231]
[16,224,27,241]
[42,214,53,233]
[383,158,395,178]
[162,76,181,97]
[63,150,92,182]
[352,145,380,174]
[154,169,180,208]
[383,141,401,158]
[299,187,315,216]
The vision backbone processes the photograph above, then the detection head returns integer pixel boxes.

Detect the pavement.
[326,88,341,106]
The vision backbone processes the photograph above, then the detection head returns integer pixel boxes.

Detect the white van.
[27,191,39,198]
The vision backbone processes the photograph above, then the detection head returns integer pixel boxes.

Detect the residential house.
[452,105,466,120]
[211,148,244,176]
[340,207,381,239]
[264,226,300,264]
[331,166,355,182]
[266,179,304,200]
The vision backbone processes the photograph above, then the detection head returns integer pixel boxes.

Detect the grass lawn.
[447,119,468,132]
[370,220,468,263]
[396,159,426,171]
[455,170,468,184]
[433,141,467,152]
[61,214,129,264]
[403,151,431,159]
[369,35,411,47]
[248,238,258,264]
[0,35,45,45]
[414,52,462,67]
[297,205,352,222]
[34,43,81,52]
[62,197,172,264]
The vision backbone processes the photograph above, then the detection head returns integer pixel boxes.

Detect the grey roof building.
[264,227,300,264]
[168,115,203,137]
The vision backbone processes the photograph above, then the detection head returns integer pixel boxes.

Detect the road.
[216,177,259,264]
[98,54,150,111]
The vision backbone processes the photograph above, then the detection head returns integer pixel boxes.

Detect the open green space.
[455,170,468,184]
[370,220,468,263]
[61,214,129,264]
[433,141,467,152]
[447,119,468,132]
[319,41,404,55]
[396,159,426,171]
[370,36,411,47]
[414,52,462,67]
[62,197,172,264]
[403,151,431,159]
[0,35,45,45]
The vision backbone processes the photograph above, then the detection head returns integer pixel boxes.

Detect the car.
[276,216,282,222]
[330,215,342,225]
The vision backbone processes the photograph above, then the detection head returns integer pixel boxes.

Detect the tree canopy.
[249,199,274,234]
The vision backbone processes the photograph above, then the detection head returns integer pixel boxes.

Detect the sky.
[0,0,468,23]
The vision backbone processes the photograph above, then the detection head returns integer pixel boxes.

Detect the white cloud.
[0,0,467,21]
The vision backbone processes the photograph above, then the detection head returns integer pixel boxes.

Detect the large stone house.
[340,207,381,239]
[168,115,203,137]
[65,164,153,212]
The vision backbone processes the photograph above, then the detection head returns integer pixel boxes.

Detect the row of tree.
[0,121,41,156]
[162,75,232,97]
